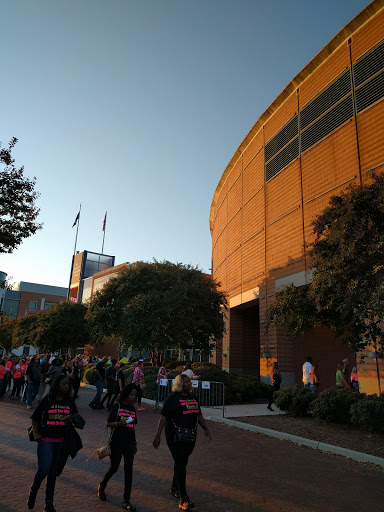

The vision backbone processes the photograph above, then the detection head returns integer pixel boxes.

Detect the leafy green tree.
[0,138,42,253]
[86,260,227,363]
[0,316,17,354]
[14,302,89,353]
[13,313,39,349]
[267,172,384,354]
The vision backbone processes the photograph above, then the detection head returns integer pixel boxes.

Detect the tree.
[13,302,89,353]
[267,172,384,355]
[86,260,227,363]
[0,137,42,253]
[0,316,18,354]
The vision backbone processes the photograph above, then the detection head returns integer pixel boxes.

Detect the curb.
[206,415,384,469]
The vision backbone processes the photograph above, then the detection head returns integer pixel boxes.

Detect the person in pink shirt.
[132,360,145,410]
[157,362,170,384]
[0,359,6,399]
[11,357,27,398]
[4,356,13,392]
[350,367,359,391]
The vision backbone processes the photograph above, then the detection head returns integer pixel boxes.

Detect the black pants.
[72,379,80,398]
[101,383,115,406]
[11,378,23,397]
[167,439,195,498]
[137,384,142,406]
[268,385,280,408]
[99,438,136,502]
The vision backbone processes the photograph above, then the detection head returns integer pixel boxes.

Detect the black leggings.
[167,439,195,498]
[100,383,115,406]
[99,438,136,502]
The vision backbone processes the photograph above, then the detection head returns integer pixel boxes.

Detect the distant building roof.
[12,281,68,296]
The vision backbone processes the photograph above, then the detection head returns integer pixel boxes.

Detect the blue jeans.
[310,384,318,393]
[303,383,310,388]
[32,441,64,504]
[27,384,40,406]
[89,379,104,408]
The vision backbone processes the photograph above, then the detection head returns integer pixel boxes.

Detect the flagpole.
[101,211,107,254]
[73,204,81,255]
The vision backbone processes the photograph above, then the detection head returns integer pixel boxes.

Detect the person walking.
[153,374,211,511]
[10,357,27,399]
[132,360,145,411]
[27,375,78,512]
[302,356,313,388]
[89,356,107,409]
[0,358,6,399]
[72,357,82,399]
[336,363,349,389]
[109,362,127,410]
[267,361,281,411]
[310,364,320,393]
[97,384,138,511]
[350,367,359,391]
[26,356,43,410]
[100,359,118,409]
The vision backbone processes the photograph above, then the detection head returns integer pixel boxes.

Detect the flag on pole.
[72,210,80,228]
[102,212,107,232]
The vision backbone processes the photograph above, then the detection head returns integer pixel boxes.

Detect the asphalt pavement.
[0,387,383,512]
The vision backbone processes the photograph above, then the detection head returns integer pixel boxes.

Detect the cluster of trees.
[0,302,89,354]
[0,261,227,360]
[267,172,384,356]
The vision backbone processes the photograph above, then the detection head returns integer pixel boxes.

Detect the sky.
[1,0,369,288]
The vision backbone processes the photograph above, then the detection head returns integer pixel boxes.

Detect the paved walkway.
[0,388,382,512]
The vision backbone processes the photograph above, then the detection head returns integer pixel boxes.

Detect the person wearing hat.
[132,360,145,410]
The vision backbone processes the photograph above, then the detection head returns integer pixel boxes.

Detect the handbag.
[27,426,35,442]
[86,403,120,462]
[171,419,197,443]
[72,413,86,429]
[139,380,146,390]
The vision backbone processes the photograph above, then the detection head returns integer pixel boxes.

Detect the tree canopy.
[86,260,227,359]
[13,301,89,353]
[0,138,41,253]
[267,172,384,354]
[0,316,17,354]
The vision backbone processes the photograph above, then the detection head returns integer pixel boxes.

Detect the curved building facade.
[210,1,384,393]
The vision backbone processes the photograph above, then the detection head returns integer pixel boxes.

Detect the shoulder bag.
[171,418,198,443]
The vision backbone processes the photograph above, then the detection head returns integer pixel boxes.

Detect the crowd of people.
[0,353,210,512]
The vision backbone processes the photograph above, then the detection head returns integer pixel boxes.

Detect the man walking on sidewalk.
[89,356,107,409]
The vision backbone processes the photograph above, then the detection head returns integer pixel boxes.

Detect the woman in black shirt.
[98,383,138,512]
[153,374,211,511]
[27,375,77,512]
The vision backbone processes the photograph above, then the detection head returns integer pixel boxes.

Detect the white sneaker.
[26,405,32,409]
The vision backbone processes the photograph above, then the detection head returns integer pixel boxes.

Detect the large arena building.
[210,0,384,393]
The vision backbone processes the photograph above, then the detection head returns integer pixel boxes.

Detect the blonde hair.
[172,374,190,393]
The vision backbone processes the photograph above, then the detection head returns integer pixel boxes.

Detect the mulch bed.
[230,414,384,459]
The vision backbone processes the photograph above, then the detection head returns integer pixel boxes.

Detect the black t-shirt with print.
[31,396,78,438]
[106,365,117,384]
[161,392,201,441]
[107,402,137,444]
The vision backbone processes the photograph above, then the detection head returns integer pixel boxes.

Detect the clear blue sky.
[1,0,368,287]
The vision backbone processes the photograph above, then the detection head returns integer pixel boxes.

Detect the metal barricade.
[155,379,225,417]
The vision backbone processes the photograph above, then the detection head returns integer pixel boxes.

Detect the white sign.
[192,380,199,388]
[160,379,168,386]
[202,381,210,389]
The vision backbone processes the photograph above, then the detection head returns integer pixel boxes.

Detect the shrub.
[311,388,364,424]
[83,366,96,385]
[350,394,384,434]
[274,385,315,416]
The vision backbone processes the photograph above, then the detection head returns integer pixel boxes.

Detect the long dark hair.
[118,383,138,404]
[184,361,192,371]
[48,374,72,402]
